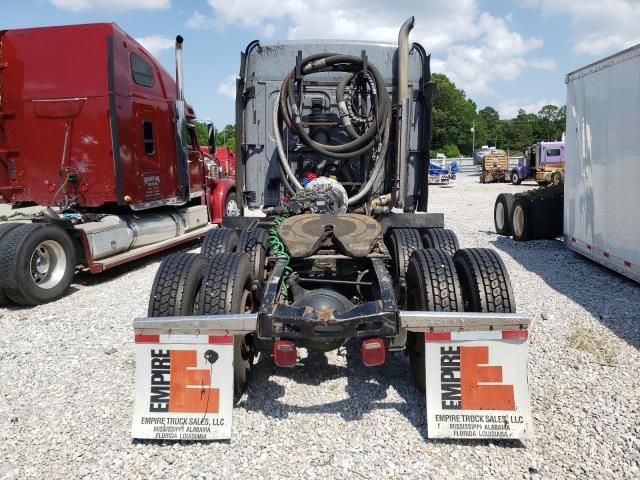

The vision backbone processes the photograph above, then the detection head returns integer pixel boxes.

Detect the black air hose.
[278,53,390,160]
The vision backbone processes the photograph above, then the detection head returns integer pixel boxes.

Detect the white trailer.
[565,46,640,283]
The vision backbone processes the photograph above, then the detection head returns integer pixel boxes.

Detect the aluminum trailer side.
[565,45,640,283]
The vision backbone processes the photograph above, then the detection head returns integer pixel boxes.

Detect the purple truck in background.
[511,141,565,186]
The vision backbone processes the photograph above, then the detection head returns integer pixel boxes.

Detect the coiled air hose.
[268,213,293,297]
[273,53,391,203]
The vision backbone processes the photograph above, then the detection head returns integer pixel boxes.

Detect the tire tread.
[148,253,207,317]
[201,227,238,257]
[422,228,460,256]
[453,248,515,313]
[388,228,423,279]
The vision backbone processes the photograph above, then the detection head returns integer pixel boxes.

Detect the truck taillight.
[273,340,296,367]
[361,338,386,366]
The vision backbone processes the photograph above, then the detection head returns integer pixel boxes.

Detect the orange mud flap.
[400,311,533,440]
[131,314,257,441]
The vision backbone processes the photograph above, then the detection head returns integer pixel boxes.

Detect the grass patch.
[567,330,618,365]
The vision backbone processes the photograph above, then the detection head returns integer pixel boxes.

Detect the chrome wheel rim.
[226,199,240,217]
[513,206,525,238]
[30,240,66,289]
[496,203,505,230]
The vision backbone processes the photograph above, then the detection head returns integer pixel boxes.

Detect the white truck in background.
[565,45,640,283]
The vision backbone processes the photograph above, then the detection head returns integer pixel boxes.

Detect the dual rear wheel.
[396,227,515,392]
[386,227,516,391]
[0,223,76,306]
[151,226,269,403]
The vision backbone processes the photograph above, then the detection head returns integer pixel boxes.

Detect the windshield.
[546,148,561,157]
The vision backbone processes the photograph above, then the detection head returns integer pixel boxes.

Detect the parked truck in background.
[215,147,237,179]
[511,141,565,186]
[480,148,510,183]
[0,23,237,305]
[493,45,639,283]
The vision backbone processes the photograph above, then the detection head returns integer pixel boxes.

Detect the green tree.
[431,74,478,155]
[193,122,236,153]
[194,121,209,147]
[215,124,236,153]
[440,144,461,158]
[478,106,501,147]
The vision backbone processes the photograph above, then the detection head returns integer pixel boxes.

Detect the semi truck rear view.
[132,18,534,440]
[0,23,236,305]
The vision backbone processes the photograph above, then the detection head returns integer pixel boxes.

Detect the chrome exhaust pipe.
[175,35,185,101]
[395,16,415,209]
[397,16,415,107]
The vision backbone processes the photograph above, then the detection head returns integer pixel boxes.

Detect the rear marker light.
[624,261,631,268]
[273,340,296,368]
[604,251,610,258]
[361,338,386,367]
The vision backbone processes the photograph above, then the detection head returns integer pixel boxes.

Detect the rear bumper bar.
[133,311,530,336]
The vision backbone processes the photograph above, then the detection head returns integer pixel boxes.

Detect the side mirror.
[207,122,216,155]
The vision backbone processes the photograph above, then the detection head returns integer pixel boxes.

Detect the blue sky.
[3,0,640,126]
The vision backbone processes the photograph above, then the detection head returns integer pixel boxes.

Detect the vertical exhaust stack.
[175,35,185,102]
[174,35,189,202]
[395,16,415,210]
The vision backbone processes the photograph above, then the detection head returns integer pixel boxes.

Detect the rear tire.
[405,249,464,392]
[422,228,459,256]
[386,228,423,282]
[0,224,76,306]
[0,223,23,305]
[511,171,521,185]
[511,195,533,241]
[551,171,562,186]
[494,193,516,236]
[201,227,238,257]
[479,172,486,184]
[198,253,255,403]
[453,248,516,313]
[148,253,208,316]
[237,228,268,285]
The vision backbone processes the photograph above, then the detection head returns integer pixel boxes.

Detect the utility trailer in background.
[493,45,640,283]
[564,46,640,283]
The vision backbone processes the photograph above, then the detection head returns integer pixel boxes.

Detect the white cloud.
[50,0,169,11]
[262,23,276,38]
[531,58,556,70]
[433,12,543,96]
[205,0,481,51]
[136,35,174,55]
[521,0,640,55]
[217,75,239,100]
[496,98,561,119]
[185,11,213,29]
[201,1,546,99]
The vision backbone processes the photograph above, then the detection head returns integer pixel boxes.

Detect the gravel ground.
[1,172,639,479]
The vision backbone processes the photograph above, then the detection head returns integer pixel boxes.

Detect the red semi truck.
[0,23,236,306]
